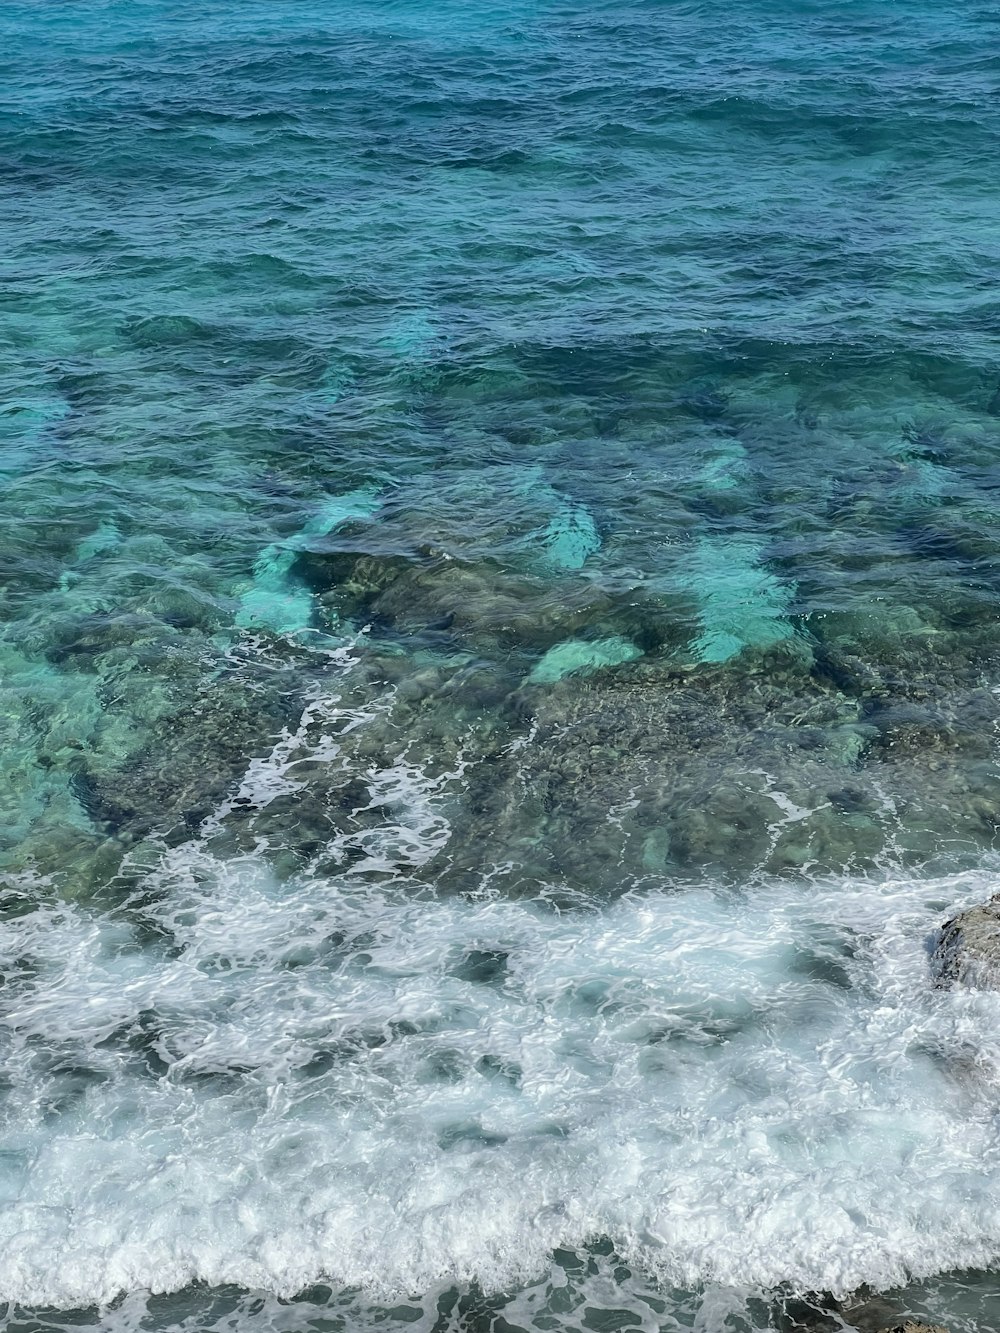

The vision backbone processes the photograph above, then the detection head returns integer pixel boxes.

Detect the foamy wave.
[4,842,1000,1309]
[2,675,998,1311]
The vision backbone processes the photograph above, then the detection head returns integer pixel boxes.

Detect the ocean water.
[3,0,1000,1329]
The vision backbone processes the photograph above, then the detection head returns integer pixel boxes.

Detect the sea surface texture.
[2,1,1000,1330]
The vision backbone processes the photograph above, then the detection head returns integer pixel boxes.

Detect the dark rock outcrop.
[933,895,1000,988]
[879,1323,949,1333]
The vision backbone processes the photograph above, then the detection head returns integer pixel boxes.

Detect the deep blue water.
[3,2,1000,1330]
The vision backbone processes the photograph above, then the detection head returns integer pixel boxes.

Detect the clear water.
[2,1,1000,1329]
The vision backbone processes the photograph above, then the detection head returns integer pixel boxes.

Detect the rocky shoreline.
[934,895,1000,990]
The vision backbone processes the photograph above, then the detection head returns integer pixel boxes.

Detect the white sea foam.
[203,683,390,834]
[3,696,1000,1315]
[4,845,1000,1311]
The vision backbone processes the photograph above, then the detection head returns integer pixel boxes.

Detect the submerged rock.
[441,648,891,893]
[300,546,620,657]
[235,485,381,636]
[932,895,1000,988]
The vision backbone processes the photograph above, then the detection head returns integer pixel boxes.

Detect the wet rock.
[878,1323,950,1333]
[932,895,1000,988]
[803,1288,953,1333]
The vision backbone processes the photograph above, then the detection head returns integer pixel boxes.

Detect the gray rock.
[879,1323,950,1333]
[933,895,1000,988]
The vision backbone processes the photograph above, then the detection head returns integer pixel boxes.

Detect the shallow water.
[3,0,1000,1329]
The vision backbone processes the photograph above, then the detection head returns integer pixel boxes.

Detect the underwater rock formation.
[932,895,1000,989]
[435,648,866,894]
[235,486,381,636]
[430,624,1000,892]
[163,596,1000,896]
[44,620,305,863]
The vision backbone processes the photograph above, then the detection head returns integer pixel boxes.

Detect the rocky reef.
[269,482,1000,894]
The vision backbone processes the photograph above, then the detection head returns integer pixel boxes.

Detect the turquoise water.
[3,1,1000,1329]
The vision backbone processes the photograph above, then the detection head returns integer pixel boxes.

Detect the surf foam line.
[5,837,1000,1310]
